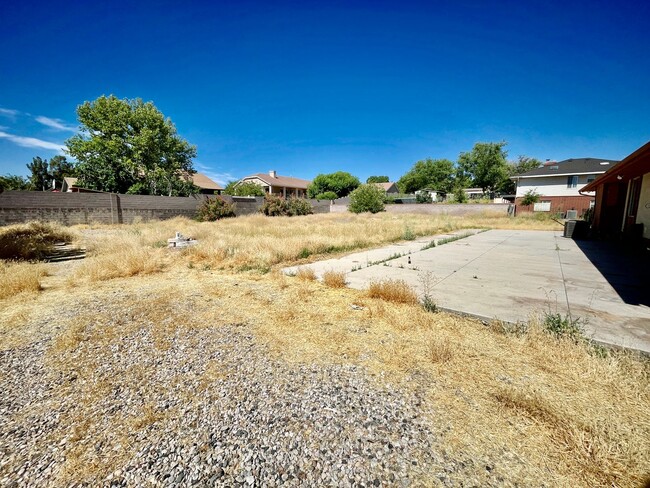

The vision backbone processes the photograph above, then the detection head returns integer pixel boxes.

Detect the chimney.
[269,170,277,178]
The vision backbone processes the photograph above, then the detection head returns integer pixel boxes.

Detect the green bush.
[197,196,236,221]
[315,191,338,201]
[287,198,314,216]
[520,189,540,206]
[348,184,386,214]
[416,192,433,204]
[225,181,265,197]
[453,187,468,203]
[260,194,313,216]
[543,312,584,341]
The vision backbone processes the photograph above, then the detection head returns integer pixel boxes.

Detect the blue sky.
[1,0,649,185]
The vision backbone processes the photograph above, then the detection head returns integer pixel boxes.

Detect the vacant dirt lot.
[1,214,648,487]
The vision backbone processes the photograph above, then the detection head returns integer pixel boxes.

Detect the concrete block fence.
[0,192,331,226]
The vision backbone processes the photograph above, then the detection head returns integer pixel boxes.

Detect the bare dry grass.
[1,213,647,487]
[296,267,317,281]
[322,270,347,288]
[367,279,419,304]
[0,261,47,299]
[0,221,75,260]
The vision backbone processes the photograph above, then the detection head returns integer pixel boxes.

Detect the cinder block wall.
[0,192,330,226]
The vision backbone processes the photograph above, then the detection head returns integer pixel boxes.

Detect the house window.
[567,176,578,188]
[587,175,596,183]
[534,201,551,212]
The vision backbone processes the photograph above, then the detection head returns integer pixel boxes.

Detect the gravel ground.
[0,318,504,487]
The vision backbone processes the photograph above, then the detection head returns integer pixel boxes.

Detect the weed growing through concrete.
[418,271,438,313]
[543,312,584,341]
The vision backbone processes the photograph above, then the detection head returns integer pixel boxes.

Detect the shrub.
[453,187,468,203]
[197,196,236,221]
[287,198,313,216]
[260,195,313,216]
[416,192,433,204]
[0,221,74,260]
[348,184,385,214]
[315,191,338,201]
[521,190,541,206]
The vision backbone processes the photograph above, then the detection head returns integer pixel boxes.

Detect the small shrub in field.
[197,197,236,221]
[367,279,418,304]
[416,192,433,204]
[296,267,317,281]
[322,270,347,288]
[315,191,338,201]
[260,194,313,216]
[348,184,385,214]
[0,221,74,260]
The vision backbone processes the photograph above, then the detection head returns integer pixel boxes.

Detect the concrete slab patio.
[284,230,650,353]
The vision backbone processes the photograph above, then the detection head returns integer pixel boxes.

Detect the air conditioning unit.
[566,210,578,219]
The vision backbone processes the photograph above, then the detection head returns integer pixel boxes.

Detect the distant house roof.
[373,182,399,192]
[65,173,223,192]
[191,172,223,191]
[64,177,78,188]
[515,158,620,179]
[242,172,311,189]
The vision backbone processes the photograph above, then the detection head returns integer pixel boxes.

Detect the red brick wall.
[515,195,594,216]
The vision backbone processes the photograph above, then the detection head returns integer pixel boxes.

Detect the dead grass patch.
[367,279,419,304]
[0,261,47,299]
[296,267,317,281]
[322,270,347,288]
[427,337,454,363]
[0,221,75,260]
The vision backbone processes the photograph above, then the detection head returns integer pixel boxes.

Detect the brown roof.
[243,173,311,189]
[582,141,650,192]
[374,182,397,191]
[191,172,223,191]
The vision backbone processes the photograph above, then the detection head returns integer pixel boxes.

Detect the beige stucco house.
[237,171,311,198]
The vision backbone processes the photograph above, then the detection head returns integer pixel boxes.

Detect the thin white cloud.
[0,130,65,151]
[195,163,236,186]
[0,108,19,119]
[35,116,77,132]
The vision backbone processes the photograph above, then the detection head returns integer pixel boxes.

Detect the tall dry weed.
[367,279,419,304]
[0,221,75,260]
[0,261,47,299]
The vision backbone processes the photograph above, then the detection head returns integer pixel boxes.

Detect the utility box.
[566,210,578,219]
[564,220,588,239]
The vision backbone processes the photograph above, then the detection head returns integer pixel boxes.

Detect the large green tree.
[366,175,389,184]
[66,95,198,195]
[225,181,265,196]
[397,159,455,193]
[499,155,543,194]
[457,142,509,194]
[307,171,360,198]
[26,156,52,191]
[48,155,76,184]
[0,174,31,192]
